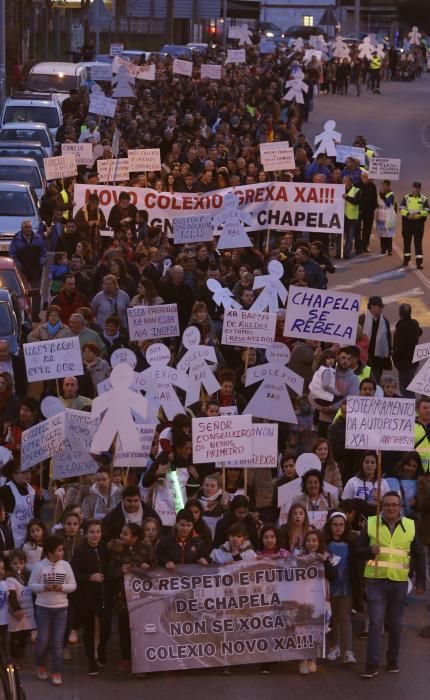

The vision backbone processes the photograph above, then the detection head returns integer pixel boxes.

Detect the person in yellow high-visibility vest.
[400,181,430,269]
[369,52,382,94]
[357,491,418,678]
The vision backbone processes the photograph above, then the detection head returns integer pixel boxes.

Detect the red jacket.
[51,290,91,324]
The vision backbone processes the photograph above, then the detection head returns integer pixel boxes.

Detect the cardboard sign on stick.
[283,286,360,343]
[61,143,93,166]
[177,327,221,407]
[345,396,415,451]
[128,148,161,172]
[44,155,77,181]
[192,415,253,463]
[127,304,179,341]
[260,143,295,172]
[222,309,276,348]
[24,337,83,382]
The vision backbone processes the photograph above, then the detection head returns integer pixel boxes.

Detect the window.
[303,16,314,26]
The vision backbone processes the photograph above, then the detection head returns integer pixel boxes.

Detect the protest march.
[1,14,430,695]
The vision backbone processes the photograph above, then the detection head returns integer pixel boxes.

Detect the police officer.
[400,181,429,269]
[357,491,419,678]
[369,52,382,94]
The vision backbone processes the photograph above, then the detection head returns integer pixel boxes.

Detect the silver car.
[0,122,55,157]
[0,157,46,200]
[0,182,41,252]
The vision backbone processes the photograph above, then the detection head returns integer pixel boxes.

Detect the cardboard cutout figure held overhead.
[212,192,253,249]
[358,36,375,60]
[251,260,288,313]
[207,278,243,310]
[136,343,188,421]
[409,26,421,45]
[228,23,253,46]
[283,69,309,104]
[313,120,342,158]
[243,343,304,423]
[331,36,351,60]
[90,363,148,453]
[292,37,305,52]
[177,326,221,407]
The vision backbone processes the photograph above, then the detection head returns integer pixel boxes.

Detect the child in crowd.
[197,474,224,534]
[49,251,69,296]
[281,504,309,554]
[6,549,35,667]
[0,557,8,651]
[29,535,77,686]
[210,523,257,564]
[156,509,209,569]
[257,524,289,559]
[23,518,47,572]
[324,512,357,665]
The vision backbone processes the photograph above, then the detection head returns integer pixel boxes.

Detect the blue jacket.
[341,166,362,185]
[10,230,47,281]
[304,162,332,182]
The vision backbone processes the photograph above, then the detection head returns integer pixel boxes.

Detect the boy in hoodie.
[210,523,257,564]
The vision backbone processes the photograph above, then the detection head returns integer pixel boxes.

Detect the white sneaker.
[343,651,357,664]
[326,647,340,661]
[298,660,309,675]
[308,660,317,673]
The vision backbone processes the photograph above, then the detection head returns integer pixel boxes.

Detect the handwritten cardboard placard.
[260,143,295,172]
[192,415,253,463]
[413,342,430,363]
[61,143,93,166]
[226,49,246,64]
[335,145,365,165]
[91,63,113,81]
[24,337,83,382]
[283,286,361,343]
[173,215,214,244]
[44,154,77,181]
[89,93,117,118]
[110,43,124,57]
[172,59,193,77]
[21,413,66,470]
[345,396,415,451]
[217,422,278,468]
[222,309,277,348]
[52,410,100,479]
[127,303,179,341]
[97,157,130,182]
[368,158,401,180]
[128,148,161,172]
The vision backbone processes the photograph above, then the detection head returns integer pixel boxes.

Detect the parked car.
[0,142,47,177]
[0,257,32,317]
[0,288,20,354]
[0,182,41,252]
[24,62,88,104]
[160,44,194,59]
[0,157,46,200]
[0,96,62,139]
[259,22,284,38]
[0,122,55,157]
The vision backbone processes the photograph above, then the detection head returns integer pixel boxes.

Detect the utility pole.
[222,0,227,49]
[0,0,5,105]
[354,0,360,38]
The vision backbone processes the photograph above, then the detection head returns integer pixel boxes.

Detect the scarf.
[363,310,389,358]
[103,329,120,345]
[122,502,143,525]
[199,490,222,508]
[47,321,62,336]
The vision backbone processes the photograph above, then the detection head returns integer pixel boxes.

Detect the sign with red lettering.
[73,182,344,237]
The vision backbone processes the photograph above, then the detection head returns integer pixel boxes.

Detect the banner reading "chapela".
[74,182,345,237]
[125,559,325,673]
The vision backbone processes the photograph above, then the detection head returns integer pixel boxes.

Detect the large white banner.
[283,286,361,343]
[24,337,83,382]
[74,182,345,237]
[345,396,416,451]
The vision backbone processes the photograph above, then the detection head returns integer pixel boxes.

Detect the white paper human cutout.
[243,343,304,423]
[292,37,304,52]
[251,260,288,313]
[331,36,350,60]
[177,326,221,407]
[111,348,137,368]
[295,453,322,477]
[228,24,253,46]
[313,120,342,158]
[358,36,375,60]
[206,278,242,310]
[212,192,253,249]
[41,396,65,418]
[409,26,421,45]
[310,35,327,53]
[111,68,135,98]
[375,43,385,59]
[283,69,309,104]
[136,343,188,421]
[90,363,148,453]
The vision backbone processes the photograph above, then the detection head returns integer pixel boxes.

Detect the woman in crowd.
[280,503,309,554]
[341,451,390,507]
[293,469,338,529]
[81,343,111,397]
[312,438,343,492]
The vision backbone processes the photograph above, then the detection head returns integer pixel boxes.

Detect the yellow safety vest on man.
[400,194,428,219]
[415,421,430,472]
[370,57,382,71]
[364,515,415,582]
[344,186,360,220]
[357,365,371,383]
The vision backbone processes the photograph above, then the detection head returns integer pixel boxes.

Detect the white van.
[25,62,88,103]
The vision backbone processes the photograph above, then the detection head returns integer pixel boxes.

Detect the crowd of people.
[0,37,429,688]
